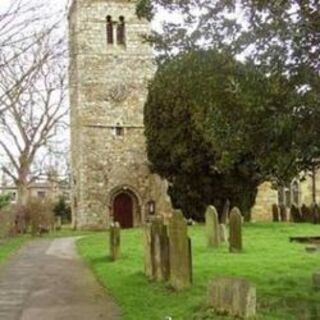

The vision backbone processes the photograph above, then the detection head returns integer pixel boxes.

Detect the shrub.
[0,194,11,210]
[0,206,15,239]
[25,198,55,236]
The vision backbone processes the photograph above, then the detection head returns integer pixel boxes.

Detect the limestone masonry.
[69,0,172,229]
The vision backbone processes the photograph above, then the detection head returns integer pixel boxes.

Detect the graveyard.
[77,222,320,320]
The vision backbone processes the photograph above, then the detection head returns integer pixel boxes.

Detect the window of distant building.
[37,191,46,199]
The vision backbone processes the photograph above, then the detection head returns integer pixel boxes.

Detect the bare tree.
[0,25,68,205]
[0,0,67,115]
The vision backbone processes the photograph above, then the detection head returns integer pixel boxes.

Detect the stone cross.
[220,199,230,224]
[229,207,242,253]
[110,222,120,261]
[168,210,192,290]
[205,206,220,248]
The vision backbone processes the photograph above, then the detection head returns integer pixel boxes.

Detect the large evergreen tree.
[144,50,318,219]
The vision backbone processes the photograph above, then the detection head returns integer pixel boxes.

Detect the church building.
[68,0,172,229]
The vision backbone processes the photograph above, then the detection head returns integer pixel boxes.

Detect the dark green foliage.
[0,194,11,210]
[144,49,313,220]
[138,0,320,170]
[53,196,71,223]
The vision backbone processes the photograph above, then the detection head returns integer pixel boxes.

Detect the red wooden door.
[113,193,133,229]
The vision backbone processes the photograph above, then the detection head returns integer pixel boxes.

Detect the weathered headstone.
[313,271,320,290]
[151,217,170,282]
[290,204,302,223]
[229,207,242,253]
[272,204,280,222]
[168,210,192,290]
[144,223,153,278]
[55,216,62,231]
[205,206,220,248]
[314,204,320,224]
[279,204,287,222]
[208,277,256,319]
[110,222,120,261]
[219,224,227,243]
[220,199,230,224]
[301,204,313,223]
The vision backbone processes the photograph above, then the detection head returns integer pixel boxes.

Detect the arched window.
[117,16,126,45]
[106,15,113,44]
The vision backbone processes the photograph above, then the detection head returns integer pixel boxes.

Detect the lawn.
[77,223,320,320]
[0,236,28,265]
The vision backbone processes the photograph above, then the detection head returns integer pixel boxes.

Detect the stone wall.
[69,0,172,229]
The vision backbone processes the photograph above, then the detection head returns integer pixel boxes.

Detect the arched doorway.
[113,192,133,229]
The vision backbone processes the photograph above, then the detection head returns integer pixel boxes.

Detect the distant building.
[0,179,70,204]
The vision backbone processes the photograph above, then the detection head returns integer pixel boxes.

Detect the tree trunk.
[17,181,29,206]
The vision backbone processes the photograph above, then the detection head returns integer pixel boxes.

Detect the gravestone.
[110,222,120,261]
[208,277,256,319]
[55,216,62,231]
[219,224,227,243]
[144,223,153,278]
[313,271,320,290]
[301,204,313,223]
[313,204,320,224]
[220,199,230,224]
[229,207,242,253]
[205,206,220,247]
[290,204,302,223]
[151,217,170,282]
[279,204,287,222]
[272,204,280,222]
[168,210,192,290]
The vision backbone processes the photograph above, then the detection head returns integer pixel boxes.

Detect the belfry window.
[106,15,113,44]
[117,16,126,45]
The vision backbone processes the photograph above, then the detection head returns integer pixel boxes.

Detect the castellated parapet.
[69,0,172,229]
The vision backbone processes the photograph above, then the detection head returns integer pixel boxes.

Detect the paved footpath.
[0,238,121,320]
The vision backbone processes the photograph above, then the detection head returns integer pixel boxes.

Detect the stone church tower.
[68,0,172,229]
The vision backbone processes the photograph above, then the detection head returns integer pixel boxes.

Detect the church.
[68,0,320,229]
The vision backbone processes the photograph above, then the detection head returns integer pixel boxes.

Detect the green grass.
[77,223,320,320]
[0,236,28,265]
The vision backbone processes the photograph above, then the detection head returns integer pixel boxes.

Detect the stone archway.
[109,186,141,228]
